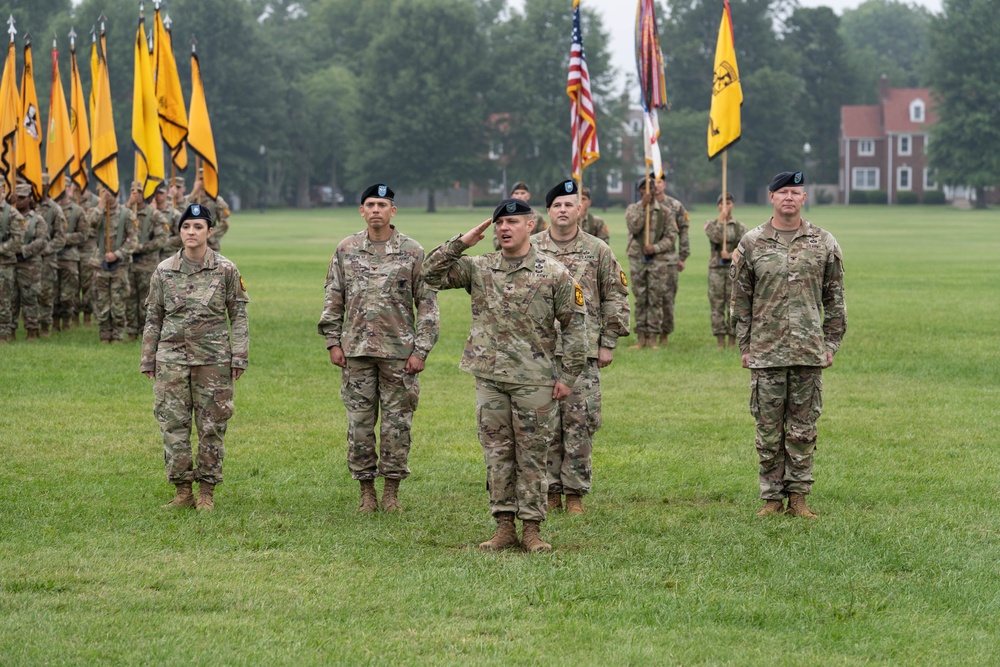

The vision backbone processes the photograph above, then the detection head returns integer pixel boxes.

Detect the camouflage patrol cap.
[717,192,735,205]
[130,180,143,193]
[15,182,33,198]
[580,187,591,201]
[545,180,579,208]
[154,183,167,195]
[509,181,530,195]
[178,202,215,228]
[492,198,532,223]
[768,171,804,192]
[360,183,394,204]
[172,176,186,187]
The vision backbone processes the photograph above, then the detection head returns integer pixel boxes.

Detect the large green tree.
[926,0,1000,208]
[840,0,933,97]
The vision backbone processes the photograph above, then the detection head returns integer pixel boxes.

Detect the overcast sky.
[509,0,943,91]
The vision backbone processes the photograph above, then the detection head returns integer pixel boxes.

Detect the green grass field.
[1,202,998,665]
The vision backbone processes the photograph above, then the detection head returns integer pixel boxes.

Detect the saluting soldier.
[579,187,610,243]
[730,171,847,519]
[424,198,587,553]
[704,192,747,348]
[0,180,26,342]
[37,173,68,336]
[55,181,87,330]
[186,169,230,252]
[535,180,630,514]
[12,182,48,340]
[142,203,250,511]
[87,185,138,343]
[125,181,170,341]
[318,183,440,513]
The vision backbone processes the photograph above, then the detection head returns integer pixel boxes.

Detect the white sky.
[509,0,944,90]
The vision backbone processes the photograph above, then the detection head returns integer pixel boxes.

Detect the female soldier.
[140,203,249,510]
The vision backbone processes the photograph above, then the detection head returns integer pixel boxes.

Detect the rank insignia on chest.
[574,284,584,306]
[620,270,628,287]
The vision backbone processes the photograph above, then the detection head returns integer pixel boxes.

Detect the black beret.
[509,181,530,195]
[492,198,533,223]
[178,202,214,228]
[768,171,804,192]
[361,183,394,203]
[545,180,579,208]
[717,192,734,205]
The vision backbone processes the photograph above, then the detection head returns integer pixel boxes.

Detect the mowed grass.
[1,202,998,665]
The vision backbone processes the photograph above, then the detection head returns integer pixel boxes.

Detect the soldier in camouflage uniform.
[624,177,687,348]
[37,174,68,336]
[87,186,138,343]
[12,183,48,340]
[126,181,170,341]
[0,181,25,343]
[185,169,230,252]
[424,198,587,553]
[318,183,440,514]
[55,182,87,330]
[142,203,249,511]
[730,171,846,519]
[654,177,690,346]
[579,187,610,243]
[536,181,630,515]
[704,192,747,348]
[77,186,100,326]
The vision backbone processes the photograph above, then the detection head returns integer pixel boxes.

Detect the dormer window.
[910,99,925,123]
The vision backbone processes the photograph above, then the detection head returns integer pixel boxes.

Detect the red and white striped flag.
[567,0,599,184]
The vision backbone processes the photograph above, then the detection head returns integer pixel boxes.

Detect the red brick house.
[839,75,940,204]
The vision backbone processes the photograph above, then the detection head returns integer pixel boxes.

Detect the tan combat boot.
[756,499,784,517]
[196,482,215,511]
[657,334,668,347]
[162,482,195,508]
[787,493,817,519]
[382,478,402,513]
[358,479,378,513]
[565,493,584,515]
[479,512,519,550]
[26,329,39,340]
[547,492,562,511]
[520,520,552,553]
[716,335,726,348]
[628,333,646,350]
[40,322,50,337]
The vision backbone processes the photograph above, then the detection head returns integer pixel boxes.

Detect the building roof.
[842,105,882,139]
[883,88,938,133]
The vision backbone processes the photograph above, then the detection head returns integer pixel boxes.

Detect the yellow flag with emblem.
[17,37,43,200]
[707,0,742,159]
[0,32,19,200]
[153,8,188,171]
[91,30,118,196]
[188,47,218,199]
[68,32,90,191]
[45,38,74,201]
[132,11,164,200]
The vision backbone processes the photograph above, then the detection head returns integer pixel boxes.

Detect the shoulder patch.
[239,276,246,292]
[574,283,584,307]
[732,247,742,266]
[620,270,628,287]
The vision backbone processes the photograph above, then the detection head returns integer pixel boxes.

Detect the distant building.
[839,75,940,204]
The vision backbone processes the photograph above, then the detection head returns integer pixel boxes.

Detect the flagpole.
[721,149,728,256]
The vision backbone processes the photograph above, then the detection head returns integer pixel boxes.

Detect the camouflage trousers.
[749,367,823,499]
[154,362,234,485]
[13,259,42,334]
[126,263,156,337]
[707,268,735,336]
[79,256,96,315]
[547,359,602,495]
[658,264,679,335]
[92,266,130,341]
[476,377,558,522]
[340,356,419,481]
[55,258,80,321]
[628,257,671,335]
[0,264,14,338]
[39,255,58,327]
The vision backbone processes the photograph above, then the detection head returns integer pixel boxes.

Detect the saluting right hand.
[460,219,493,248]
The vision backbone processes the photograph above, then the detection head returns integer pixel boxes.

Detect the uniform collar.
[166,247,219,271]
[764,217,815,241]
[490,242,539,272]
[534,228,582,254]
[360,225,400,254]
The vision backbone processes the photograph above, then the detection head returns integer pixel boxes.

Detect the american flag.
[567,0,599,183]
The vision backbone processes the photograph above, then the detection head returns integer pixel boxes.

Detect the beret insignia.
[794,172,802,184]
[506,202,517,213]
[192,205,201,216]
[378,185,387,197]
[564,181,573,193]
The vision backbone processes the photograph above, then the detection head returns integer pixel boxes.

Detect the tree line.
[5,0,996,208]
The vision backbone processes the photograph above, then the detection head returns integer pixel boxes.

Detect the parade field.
[1,203,997,665]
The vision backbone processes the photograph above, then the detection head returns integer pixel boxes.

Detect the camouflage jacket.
[624,195,690,263]
[581,212,610,244]
[534,229,630,357]
[79,192,100,254]
[57,201,87,261]
[730,219,847,369]
[424,236,586,388]
[18,211,49,262]
[132,205,171,269]
[318,226,440,361]
[39,198,67,257]
[0,202,25,264]
[141,249,250,371]
[530,211,548,234]
[86,204,138,268]
[704,218,748,270]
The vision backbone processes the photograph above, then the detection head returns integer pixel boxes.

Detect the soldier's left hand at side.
[232,368,245,380]
[597,347,614,369]
[404,355,425,374]
[552,381,572,400]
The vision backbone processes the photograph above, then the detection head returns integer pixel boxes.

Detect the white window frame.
[858,140,875,157]
[897,166,912,191]
[607,169,623,194]
[924,168,937,190]
[898,134,912,156]
[910,99,925,123]
[852,167,879,190]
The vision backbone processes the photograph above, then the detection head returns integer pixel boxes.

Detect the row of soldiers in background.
[0,170,229,344]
